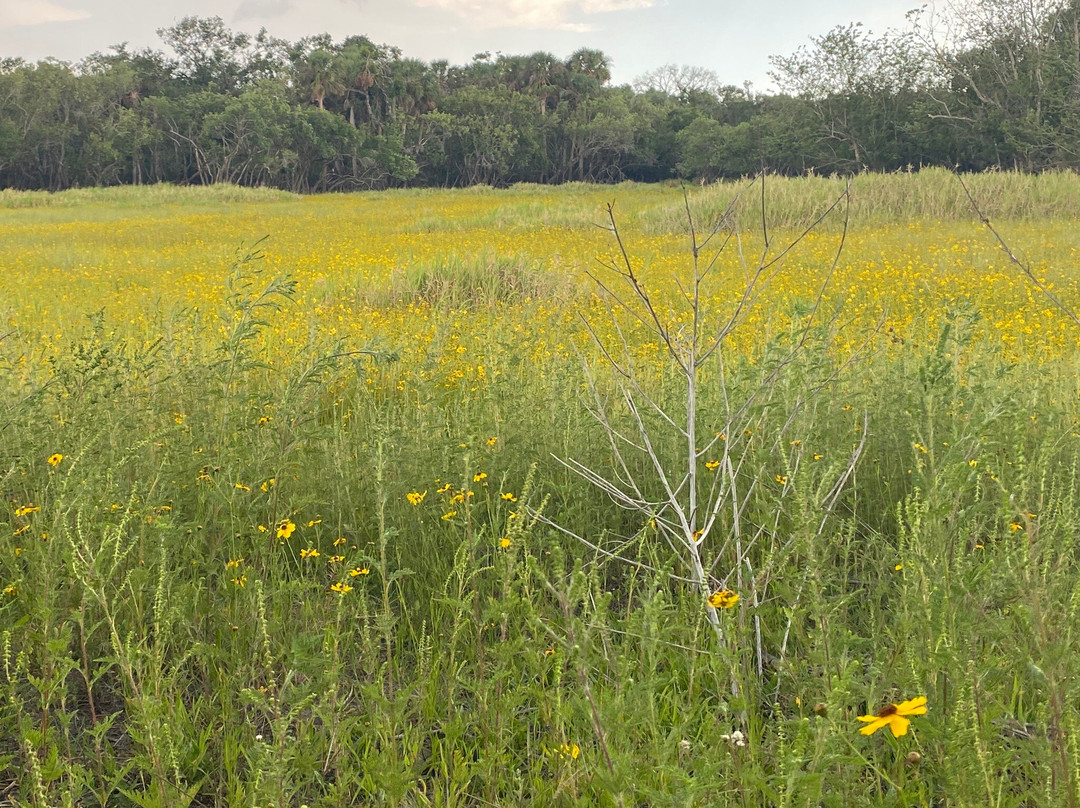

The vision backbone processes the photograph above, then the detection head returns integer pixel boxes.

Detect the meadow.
[3,168,1080,807]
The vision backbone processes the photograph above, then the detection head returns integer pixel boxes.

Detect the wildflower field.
[3,168,1080,806]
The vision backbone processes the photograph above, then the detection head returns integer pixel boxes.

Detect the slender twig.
[954,170,1080,330]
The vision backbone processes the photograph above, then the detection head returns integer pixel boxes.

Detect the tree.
[912,0,1080,168]
[158,16,253,92]
[633,63,725,97]
[770,23,929,169]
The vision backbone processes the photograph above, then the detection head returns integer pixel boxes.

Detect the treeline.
[1,0,1078,192]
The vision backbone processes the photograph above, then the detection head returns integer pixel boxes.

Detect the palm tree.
[302,48,344,110]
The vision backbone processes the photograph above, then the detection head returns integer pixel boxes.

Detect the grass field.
[3,169,1080,807]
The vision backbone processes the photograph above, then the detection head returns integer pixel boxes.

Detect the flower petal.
[888,715,911,737]
[859,717,891,735]
[895,696,928,716]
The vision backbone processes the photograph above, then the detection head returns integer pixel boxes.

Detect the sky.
[0,0,921,90]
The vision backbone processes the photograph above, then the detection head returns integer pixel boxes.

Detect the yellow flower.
[277,519,296,540]
[562,743,580,759]
[841,404,853,411]
[1009,521,1022,532]
[500,537,511,549]
[300,547,320,559]
[858,696,928,737]
[775,474,788,485]
[307,518,322,527]
[235,483,250,492]
[47,453,63,467]
[544,648,556,657]
[442,510,457,520]
[813,453,824,460]
[333,537,347,547]
[231,575,247,587]
[437,482,452,494]
[894,563,903,571]
[348,567,370,576]
[258,524,268,533]
[3,585,15,596]
[913,443,928,454]
[329,555,345,563]
[473,472,487,482]
[501,492,517,501]
[258,415,272,426]
[708,589,739,609]
[486,437,498,446]
[406,491,427,505]
[173,412,185,425]
[330,582,353,594]
[225,558,244,569]
[968,459,978,468]
[705,460,720,471]
[14,505,40,517]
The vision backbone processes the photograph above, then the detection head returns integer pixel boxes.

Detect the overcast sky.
[0,0,920,89]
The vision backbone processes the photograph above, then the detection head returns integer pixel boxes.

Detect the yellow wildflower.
[858,697,928,737]
[708,589,739,609]
[276,519,296,540]
[47,453,63,467]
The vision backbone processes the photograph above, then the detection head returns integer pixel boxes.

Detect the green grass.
[3,175,1080,807]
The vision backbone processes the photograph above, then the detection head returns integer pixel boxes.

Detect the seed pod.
[906,751,922,766]
[813,702,828,717]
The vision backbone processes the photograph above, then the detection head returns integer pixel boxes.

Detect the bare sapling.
[538,175,874,691]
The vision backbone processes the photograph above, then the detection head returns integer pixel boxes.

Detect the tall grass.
[641,166,1080,232]
[2,175,1080,806]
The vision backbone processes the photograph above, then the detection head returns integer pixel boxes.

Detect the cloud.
[0,0,89,26]
[234,0,294,21]
[413,0,652,30]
